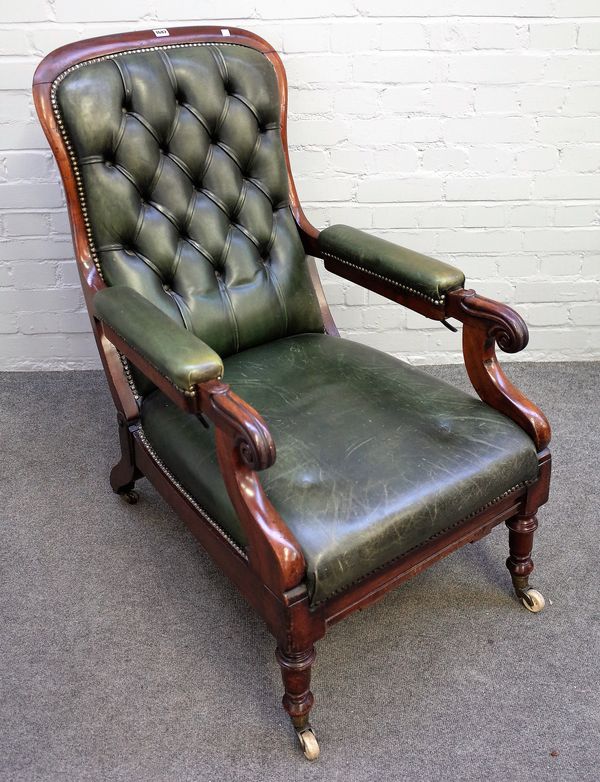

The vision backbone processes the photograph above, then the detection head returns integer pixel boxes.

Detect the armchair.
[34,26,551,761]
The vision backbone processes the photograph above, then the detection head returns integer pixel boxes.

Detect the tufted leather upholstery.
[55,43,324,373]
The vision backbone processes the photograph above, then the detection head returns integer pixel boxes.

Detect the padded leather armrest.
[318,224,465,305]
[93,286,224,393]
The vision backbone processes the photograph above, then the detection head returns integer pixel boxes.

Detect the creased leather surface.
[141,334,539,605]
[56,43,324,393]
[94,286,223,391]
[319,224,465,302]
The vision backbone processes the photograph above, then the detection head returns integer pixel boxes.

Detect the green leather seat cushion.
[140,334,539,606]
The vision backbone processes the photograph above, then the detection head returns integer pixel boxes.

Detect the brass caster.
[296,727,319,761]
[519,587,545,613]
[120,489,139,505]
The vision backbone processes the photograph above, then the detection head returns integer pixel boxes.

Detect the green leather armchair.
[34,26,551,761]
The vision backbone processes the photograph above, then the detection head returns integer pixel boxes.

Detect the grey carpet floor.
[1,361,599,782]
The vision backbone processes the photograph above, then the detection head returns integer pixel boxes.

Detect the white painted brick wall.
[1,1,599,369]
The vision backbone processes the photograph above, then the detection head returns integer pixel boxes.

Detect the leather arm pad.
[317,224,465,305]
[93,286,224,393]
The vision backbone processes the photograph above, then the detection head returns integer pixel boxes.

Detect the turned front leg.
[506,513,537,590]
[275,645,315,730]
[506,513,545,613]
[275,645,319,759]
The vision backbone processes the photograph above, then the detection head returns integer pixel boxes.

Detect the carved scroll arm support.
[197,380,307,596]
[446,289,551,451]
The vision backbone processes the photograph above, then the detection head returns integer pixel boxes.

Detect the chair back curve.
[46,32,325,364]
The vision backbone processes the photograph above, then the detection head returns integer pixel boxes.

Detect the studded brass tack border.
[50,41,245,280]
[321,250,445,306]
[137,426,247,559]
[311,478,533,607]
[50,41,247,400]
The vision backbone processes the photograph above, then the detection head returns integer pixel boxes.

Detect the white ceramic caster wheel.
[297,728,320,761]
[521,588,545,613]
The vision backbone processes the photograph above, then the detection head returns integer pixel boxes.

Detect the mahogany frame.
[33,26,552,757]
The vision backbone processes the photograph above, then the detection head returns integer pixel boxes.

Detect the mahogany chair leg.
[506,513,545,612]
[110,413,142,504]
[275,645,320,759]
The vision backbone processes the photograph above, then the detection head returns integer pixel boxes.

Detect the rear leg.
[110,413,142,503]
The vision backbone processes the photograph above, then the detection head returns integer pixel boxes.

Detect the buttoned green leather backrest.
[55,42,324,362]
